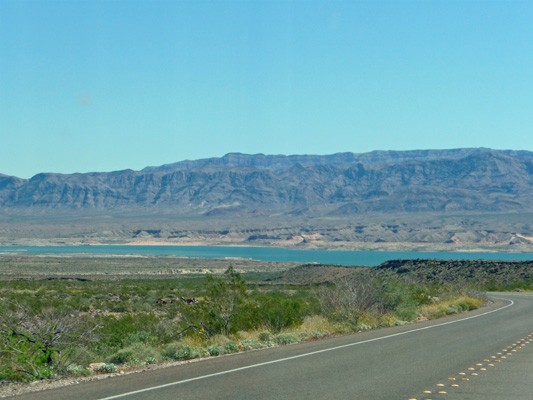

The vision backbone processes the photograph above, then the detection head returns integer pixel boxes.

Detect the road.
[9,293,533,400]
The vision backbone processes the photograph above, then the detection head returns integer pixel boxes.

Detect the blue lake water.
[1,245,532,266]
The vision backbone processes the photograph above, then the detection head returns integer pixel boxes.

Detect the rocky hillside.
[1,148,533,217]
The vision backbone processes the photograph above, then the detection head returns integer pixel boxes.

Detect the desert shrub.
[272,333,299,345]
[224,341,240,353]
[239,340,261,350]
[207,345,223,356]
[65,364,93,377]
[259,331,273,342]
[317,275,384,316]
[451,301,469,312]
[378,314,397,327]
[162,342,208,360]
[256,294,304,333]
[0,301,99,381]
[94,363,118,373]
[463,297,483,310]
[98,313,161,350]
[297,330,324,340]
[108,343,161,365]
[178,266,249,337]
[299,315,334,335]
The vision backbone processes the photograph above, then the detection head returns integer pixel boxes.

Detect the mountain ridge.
[1,148,533,217]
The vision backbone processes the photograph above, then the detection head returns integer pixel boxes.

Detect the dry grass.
[419,295,483,320]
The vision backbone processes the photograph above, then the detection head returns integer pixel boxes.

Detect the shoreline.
[1,239,533,254]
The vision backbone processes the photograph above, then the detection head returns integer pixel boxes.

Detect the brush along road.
[10,293,533,400]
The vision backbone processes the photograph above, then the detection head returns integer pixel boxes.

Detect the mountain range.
[1,148,533,217]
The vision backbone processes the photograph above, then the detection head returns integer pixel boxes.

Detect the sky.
[1,0,533,178]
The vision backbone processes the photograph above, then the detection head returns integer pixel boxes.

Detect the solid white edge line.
[97,298,514,400]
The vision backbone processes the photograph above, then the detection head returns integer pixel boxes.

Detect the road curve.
[9,293,533,400]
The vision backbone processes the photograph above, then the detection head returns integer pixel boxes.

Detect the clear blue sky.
[2,0,533,178]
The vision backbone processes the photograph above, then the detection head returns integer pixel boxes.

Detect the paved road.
[10,293,533,400]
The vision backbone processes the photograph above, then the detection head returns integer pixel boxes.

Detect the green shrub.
[94,364,118,373]
[452,301,469,312]
[257,295,304,332]
[162,343,208,360]
[109,343,161,365]
[207,345,223,356]
[297,330,324,340]
[272,333,299,345]
[393,305,418,322]
[239,340,261,350]
[224,341,240,353]
[259,331,272,342]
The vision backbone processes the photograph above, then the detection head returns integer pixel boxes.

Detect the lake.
[1,245,532,266]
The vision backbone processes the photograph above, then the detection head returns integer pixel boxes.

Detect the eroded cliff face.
[1,149,533,216]
[1,149,533,251]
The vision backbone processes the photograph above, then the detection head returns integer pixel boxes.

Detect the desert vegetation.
[0,258,494,384]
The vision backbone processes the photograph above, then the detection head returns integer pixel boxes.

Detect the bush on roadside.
[108,343,161,365]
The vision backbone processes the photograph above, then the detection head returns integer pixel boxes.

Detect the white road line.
[97,299,514,400]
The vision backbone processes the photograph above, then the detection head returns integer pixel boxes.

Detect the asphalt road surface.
[9,293,533,400]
